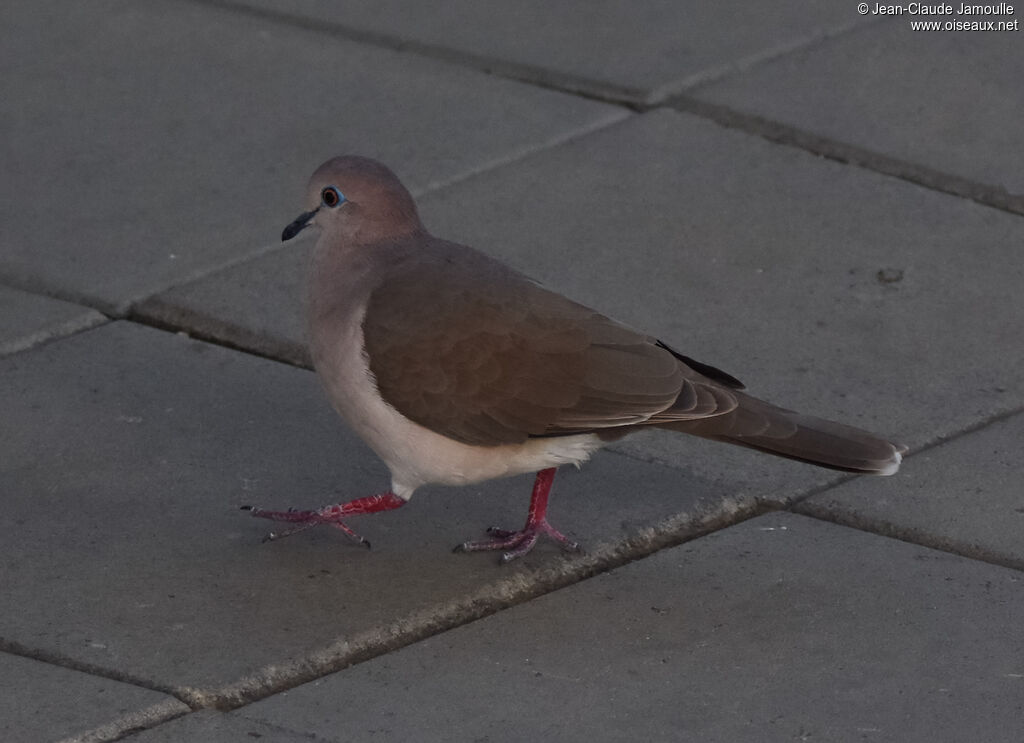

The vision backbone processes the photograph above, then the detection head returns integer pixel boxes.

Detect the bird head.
[282,156,424,244]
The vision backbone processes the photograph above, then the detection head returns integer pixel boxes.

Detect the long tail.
[660,391,906,475]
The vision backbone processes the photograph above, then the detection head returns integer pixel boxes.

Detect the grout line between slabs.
[666,96,1024,217]
[54,700,191,743]
[9,3,1021,727]
[183,0,1022,220]
[119,108,633,322]
[0,23,1014,743]
[792,503,1024,574]
[110,316,1024,580]
[784,400,1024,512]
[11,6,1017,349]
[181,0,652,106]
[126,301,314,369]
[0,271,121,317]
[0,639,189,711]
[122,111,644,355]
[0,498,763,715]
[153,401,1024,711]
[184,0,881,109]
[645,16,885,103]
[0,312,111,360]
[9,2,1017,334]
[169,496,765,709]
[6,386,1018,727]
[413,109,634,193]
[32,326,1016,716]
[782,402,1024,572]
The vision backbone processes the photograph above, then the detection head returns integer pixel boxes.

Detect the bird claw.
[454,519,581,563]
[243,504,372,547]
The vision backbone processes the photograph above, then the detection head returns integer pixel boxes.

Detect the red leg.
[241,492,405,549]
[454,468,581,563]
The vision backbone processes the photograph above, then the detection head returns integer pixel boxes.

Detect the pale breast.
[309,305,606,499]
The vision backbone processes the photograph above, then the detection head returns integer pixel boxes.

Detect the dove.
[244,156,904,562]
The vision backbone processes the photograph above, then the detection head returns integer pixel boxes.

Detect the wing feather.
[362,239,737,446]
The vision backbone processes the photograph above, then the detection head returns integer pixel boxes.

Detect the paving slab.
[0,1,624,313]
[691,17,1024,196]
[799,409,1024,570]
[233,0,872,103]
[0,286,106,358]
[119,710,310,742]
[239,512,1024,743]
[0,652,187,743]
[137,239,312,367]
[0,321,752,704]
[141,109,1024,499]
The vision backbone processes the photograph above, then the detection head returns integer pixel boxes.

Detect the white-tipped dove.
[245,156,905,562]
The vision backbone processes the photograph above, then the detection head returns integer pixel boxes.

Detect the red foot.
[455,520,581,563]
[241,492,405,549]
[453,468,581,563]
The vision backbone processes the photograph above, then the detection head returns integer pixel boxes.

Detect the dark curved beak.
[281,207,319,242]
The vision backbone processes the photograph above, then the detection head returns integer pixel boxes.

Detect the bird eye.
[321,186,345,208]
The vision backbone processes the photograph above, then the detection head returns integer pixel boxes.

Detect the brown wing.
[362,240,737,446]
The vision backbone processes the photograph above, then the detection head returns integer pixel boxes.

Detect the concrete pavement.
[2,2,1021,741]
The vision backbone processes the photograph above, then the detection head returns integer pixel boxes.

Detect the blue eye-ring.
[321,186,345,208]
